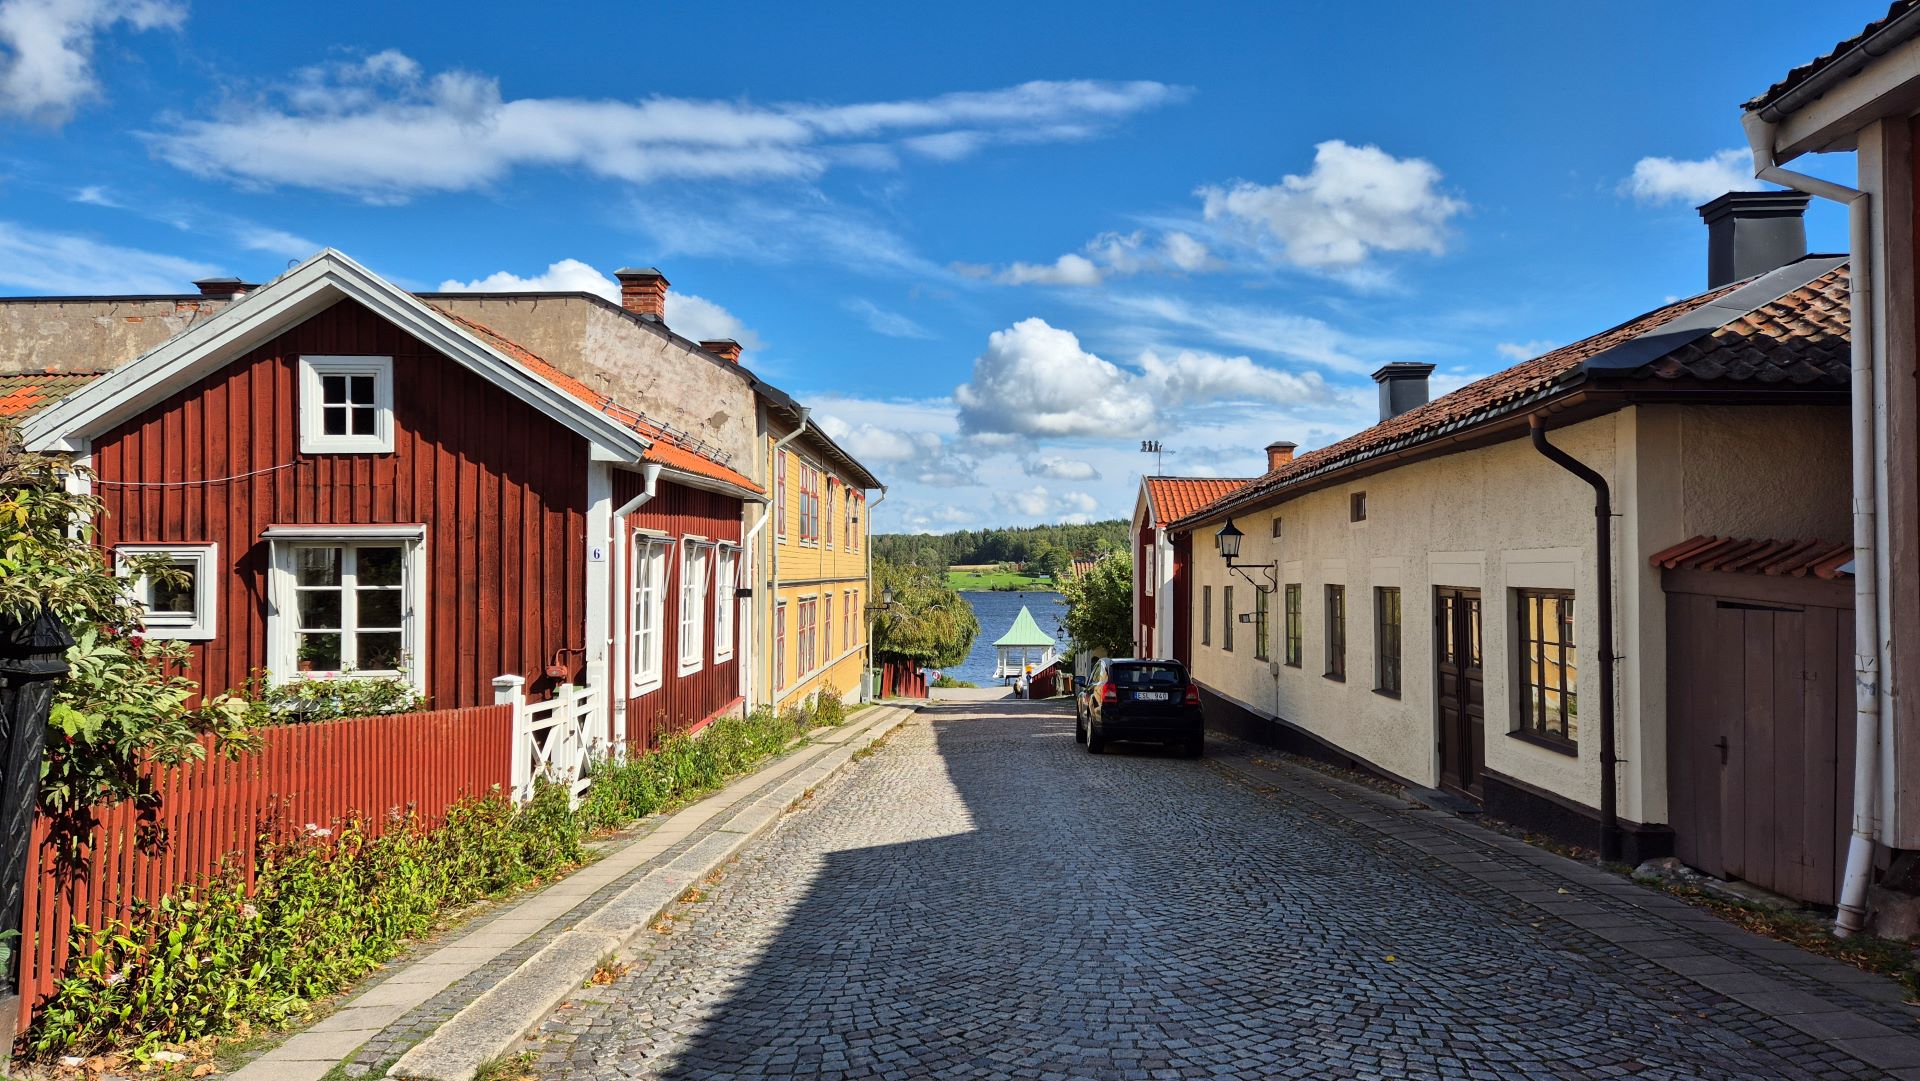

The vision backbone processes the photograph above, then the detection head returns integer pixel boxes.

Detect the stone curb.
[387,704,918,1081]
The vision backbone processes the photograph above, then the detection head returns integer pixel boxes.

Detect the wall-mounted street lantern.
[1215,518,1276,593]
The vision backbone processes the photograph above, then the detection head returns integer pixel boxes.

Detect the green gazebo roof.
[993,606,1056,648]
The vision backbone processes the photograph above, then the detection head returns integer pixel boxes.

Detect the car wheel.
[1086,718,1106,754]
[1181,731,1204,759]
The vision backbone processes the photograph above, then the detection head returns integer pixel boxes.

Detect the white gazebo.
[992,605,1058,680]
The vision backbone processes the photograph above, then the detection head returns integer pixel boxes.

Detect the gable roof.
[434,309,762,497]
[0,371,105,420]
[20,249,653,463]
[993,606,1056,648]
[1745,1,1920,115]
[1173,257,1850,531]
[1143,477,1254,526]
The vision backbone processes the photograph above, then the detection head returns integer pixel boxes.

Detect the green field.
[945,570,1059,592]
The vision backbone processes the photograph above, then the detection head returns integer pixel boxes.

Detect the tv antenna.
[1140,439,1173,475]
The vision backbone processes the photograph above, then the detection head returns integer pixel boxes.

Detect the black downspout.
[1528,414,1622,865]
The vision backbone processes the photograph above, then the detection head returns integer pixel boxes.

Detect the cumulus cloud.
[815,405,977,489]
[0,0,184,124]
[1624,149,1763,205]
[843,297,933,339]
[1136,348,1330,406]
[965,229,1212,287]
[955,318,1155,437]
[1198,140,1464,270]
[1494,339,1556,362]
[436,259,762,349]
[149,53,1182,201]
[0,222,214,293]
[992,486,1100,521]
[1025,456,1101,481]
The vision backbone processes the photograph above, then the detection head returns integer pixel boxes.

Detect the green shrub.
[578,707,807,833]
[807,684,847,728]
[931,675,976,689]
[250,672,428,725]
[29,782,580,1056]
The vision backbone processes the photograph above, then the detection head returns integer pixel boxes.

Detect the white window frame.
[678,538,711,676]
[825,481,836,549]
[265,526,425,691]
[630,535,671,695]
[713,544,737,663]
[824,592,835,659]
[299,355,395,454]
[116,543,218,640]
[775,601,788,690]
[776,451,788,539]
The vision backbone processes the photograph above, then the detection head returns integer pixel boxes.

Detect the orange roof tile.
[431,307,764,496]
[0,370,105,420]
[1175,263,1850,529]
[1649,535,1852,580]
[1145,477,1254,525]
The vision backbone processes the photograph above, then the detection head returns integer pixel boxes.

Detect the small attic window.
[300,355,394,454]
[1271,517,1283,539]
[1350,492,1368,523]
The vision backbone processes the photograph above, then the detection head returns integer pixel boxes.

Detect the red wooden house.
[14,249,764,743]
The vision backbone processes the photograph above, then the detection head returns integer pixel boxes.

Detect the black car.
[1074,658,1203,757]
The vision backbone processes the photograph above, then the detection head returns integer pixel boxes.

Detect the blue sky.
[0,0,1871,532]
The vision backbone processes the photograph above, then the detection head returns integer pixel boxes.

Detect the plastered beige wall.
[0,298,231,374]
[1185,402,1849,827]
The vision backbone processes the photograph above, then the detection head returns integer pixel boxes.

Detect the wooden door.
[1435,587,1485,799]
[1666,593,1852,905]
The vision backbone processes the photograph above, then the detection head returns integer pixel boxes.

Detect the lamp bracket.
[1225,558,1278,594]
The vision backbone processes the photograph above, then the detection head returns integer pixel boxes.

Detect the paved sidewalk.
[225,702,917,1081]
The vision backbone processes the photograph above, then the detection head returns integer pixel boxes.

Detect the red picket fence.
[881,661,927,699]
[14,704,513,1031]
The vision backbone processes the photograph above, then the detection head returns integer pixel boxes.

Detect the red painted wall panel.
[91,299,590,708]
[613,470,744,746]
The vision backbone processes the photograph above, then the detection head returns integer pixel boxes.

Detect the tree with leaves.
[1059,550,1132,660]
[870,558,980,669]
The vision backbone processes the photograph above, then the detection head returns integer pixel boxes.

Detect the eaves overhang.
[1746,2,1920,159]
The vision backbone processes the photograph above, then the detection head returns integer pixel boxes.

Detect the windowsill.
[631,676,664,698]
[1284,661,1301,669]
[1372,687,1401,700]
[1323,672,1345,683]
[1508,728,1578,757]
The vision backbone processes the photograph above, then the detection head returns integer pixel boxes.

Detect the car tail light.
[1184,684,1201,705]
[1100,682,1117,703]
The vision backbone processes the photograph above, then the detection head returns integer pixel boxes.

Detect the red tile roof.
[431,308,764,496]
[1174,263,1850,530]
[0,370,106,420]
[1746,1,1920,112]
[1649,535,1852,580]
[1145,477,1254,525]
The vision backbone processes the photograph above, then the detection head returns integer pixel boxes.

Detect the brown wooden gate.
[1435,587,1485,799]
[1664,571,1853,905]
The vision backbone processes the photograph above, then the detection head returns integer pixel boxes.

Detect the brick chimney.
[699,338,742,364]
[1265,440,1297,471]
[613,267,669,322]
[193,277,258,300]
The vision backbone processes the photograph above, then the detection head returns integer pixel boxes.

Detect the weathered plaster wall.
[1676,405,1851,541]
[425,295,761,479]
[0,298,231,374]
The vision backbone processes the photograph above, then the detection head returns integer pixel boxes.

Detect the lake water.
[939,590,1069,686]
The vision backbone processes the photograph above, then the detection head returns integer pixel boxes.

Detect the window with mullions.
[1253,587,1270,661]
[1374,587,1402,696]
[291,544,407,674]
[1284,584,1302,667]
[1223,585,1236,652]
[1324,584,1346,680]
[299,356,393,454]
[1516,589,1578,745]
[1201,586,1212,646]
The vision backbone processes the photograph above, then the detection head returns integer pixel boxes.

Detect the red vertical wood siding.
[615,471,744,747]
[90,299,590,707]
[1172,532,1192,666]
[1136,526,1156,655]
[16,705,512,1031]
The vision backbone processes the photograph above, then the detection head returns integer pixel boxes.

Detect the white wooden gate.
[494,664,605,804]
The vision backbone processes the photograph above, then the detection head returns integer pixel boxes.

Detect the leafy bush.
[29,783,581,1056]
[578,706,809,833]
[250,672,428,725]
[931,675,977,689]
[807,684,847,728]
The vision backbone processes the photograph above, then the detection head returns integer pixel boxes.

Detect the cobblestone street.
[531,701,1920,1080]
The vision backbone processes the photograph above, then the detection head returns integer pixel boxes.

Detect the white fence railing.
[494,663,605,804]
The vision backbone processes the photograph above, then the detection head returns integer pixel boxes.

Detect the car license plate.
[1135,691,1168,701]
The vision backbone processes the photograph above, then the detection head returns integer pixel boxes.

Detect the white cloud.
[70,183,117,206]
[969,229,1213,287]
[640,195,938,278]
[1025,456,1101,481]
[1135,348,1330,406]
[955,318,1155,437]
[1198,140,1465,269]
[0,0,184,124]
[843,297,933,339]
[0,222,213,293]
[231,225,315,258]
[436,258,762,349]
[1624,149,1762,205]
[1494,339,1556,362]
[152,54,1181,201]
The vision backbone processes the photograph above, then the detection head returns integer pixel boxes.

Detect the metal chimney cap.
[1370,362,1436,383]
[1696,190,1812,224]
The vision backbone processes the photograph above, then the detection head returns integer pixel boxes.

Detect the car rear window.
[1109,664,1184,688]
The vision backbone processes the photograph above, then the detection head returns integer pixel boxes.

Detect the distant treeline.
[873,520,1129,570]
